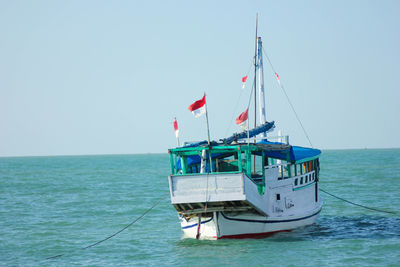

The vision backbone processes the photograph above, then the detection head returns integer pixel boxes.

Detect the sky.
[1,0,399,157]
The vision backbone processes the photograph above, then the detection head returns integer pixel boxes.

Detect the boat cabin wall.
[264,158,321,216]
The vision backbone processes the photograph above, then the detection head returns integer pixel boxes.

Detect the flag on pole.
[275,72,281,85]
[242,75,248,88]
[173,118,179,138]
[188,94,206,118]
[236,108,249,130]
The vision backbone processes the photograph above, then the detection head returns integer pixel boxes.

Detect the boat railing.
[265,163,287,169]
[265,163,317,183]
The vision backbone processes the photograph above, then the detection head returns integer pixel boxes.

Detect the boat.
[167,21,322,239]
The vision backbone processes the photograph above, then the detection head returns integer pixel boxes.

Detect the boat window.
[188,164,199,174]
[290,164,295,178]
[280,163,289,179]
[300,177,303,184]
[305,176,308,183]
[315,159,320,171]
[253,154,264,176]
[294,178,298,186]
[264,156,269,166]
[251,153,265,183]
[216,154,239,173]
[269,158,275,165]
[276,194,280,201]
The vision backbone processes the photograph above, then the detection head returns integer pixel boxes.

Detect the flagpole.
[176,133,180,148]
[204,93,213,173]
[174,118,180,147]
[247,119,250,145]
[204,93,211,146]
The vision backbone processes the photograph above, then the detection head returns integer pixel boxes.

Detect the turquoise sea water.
[1,149,399,266]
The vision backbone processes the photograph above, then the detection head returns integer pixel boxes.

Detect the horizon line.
[1,147,400,158]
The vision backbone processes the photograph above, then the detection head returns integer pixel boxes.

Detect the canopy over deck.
[172,140,321,170]
[257,140,321,162]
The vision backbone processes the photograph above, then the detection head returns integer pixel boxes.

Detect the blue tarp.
[258,140,321,162]
[176,155,200,169]
[176,155,215,172]
[222,121,275,144]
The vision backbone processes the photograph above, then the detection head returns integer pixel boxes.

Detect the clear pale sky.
[1,0,399,157]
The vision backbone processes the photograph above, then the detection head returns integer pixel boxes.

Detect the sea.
[1,149,399,266]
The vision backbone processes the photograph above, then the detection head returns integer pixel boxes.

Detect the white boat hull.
[180,203,322,239]
[172,165,322,239]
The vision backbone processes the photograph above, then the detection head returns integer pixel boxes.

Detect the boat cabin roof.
[169,140,321,164]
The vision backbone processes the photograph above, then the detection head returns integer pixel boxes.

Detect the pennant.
[242,75,248,89]
[173,118,179,138]
[236,108,249,130]
[275,72,281,85]
[188,94,206,118]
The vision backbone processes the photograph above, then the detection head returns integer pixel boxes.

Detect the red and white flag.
[236,108,249,130]
[275,72,281,85]
[242,75,248,89]
[188,94,206,118]
[173,118,179,138]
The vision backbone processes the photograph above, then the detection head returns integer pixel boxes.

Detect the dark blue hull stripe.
[220,208,322,224]
[181,217,214,229]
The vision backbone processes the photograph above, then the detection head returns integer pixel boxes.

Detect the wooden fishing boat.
[168,19,322,239]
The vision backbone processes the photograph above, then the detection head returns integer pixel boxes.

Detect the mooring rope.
[320,188,397,215]
[45,193,169,260]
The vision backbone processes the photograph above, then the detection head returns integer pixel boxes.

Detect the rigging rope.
[262,47,314,148]
[45,193,169,260]
[320,188,397,215]
[260,47,398,215]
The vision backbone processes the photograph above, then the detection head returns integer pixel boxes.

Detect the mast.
[253,13,258,142]
[257,37,266,137]
[252,14,258,173]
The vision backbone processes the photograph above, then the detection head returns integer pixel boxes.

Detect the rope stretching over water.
[46,193,168,260]
[320,188,397,215]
